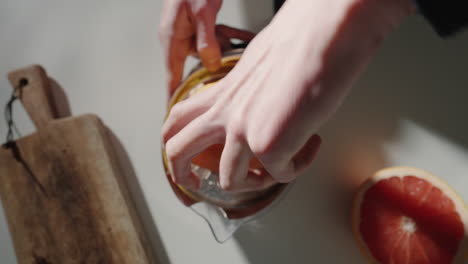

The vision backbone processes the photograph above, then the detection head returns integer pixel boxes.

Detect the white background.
[1,1,468,263]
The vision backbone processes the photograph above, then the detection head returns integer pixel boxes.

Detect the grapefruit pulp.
[352,166,468,264]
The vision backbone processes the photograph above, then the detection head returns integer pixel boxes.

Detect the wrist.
[266,0,416,123]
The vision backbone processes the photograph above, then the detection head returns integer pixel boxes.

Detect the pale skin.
[160,0,416,192]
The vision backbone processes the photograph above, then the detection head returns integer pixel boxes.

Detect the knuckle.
[165,139,183,162]
[168,102,186,121]
[226,126,243,141]
[226,112,246,136]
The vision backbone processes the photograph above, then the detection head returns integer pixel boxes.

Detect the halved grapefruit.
[352,166,468,264]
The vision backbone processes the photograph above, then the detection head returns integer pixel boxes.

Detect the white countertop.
[1,1,468,263]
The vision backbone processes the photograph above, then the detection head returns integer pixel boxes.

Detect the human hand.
[163,0,415,192]
[159,0,255,96]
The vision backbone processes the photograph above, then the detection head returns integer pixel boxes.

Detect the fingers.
[260,155,296,183]
[190,24,257,57]
[291,134,322,173]
[219,135,251,191]
[258,134,322,183]
[162,84,220,144]
[167,39,192,95]
[195,11,222,72]
[161,1,249,94]
[219,134,277,192]
[160,3,194,95]
[165,114,224,189]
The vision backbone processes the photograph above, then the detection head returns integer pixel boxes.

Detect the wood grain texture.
[0,114,158,264]
[7,65,56,130]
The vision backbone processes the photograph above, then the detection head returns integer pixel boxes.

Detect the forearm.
[265,0,415,131]
[267,0,414,83]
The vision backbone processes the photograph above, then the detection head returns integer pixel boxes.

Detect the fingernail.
[205,58,221,72]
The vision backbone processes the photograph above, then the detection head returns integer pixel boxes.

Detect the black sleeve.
[415,0,468,37]
[274,0,286,13]
[274,0,467,37]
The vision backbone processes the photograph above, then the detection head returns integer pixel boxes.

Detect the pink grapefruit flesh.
[352,167,468,264]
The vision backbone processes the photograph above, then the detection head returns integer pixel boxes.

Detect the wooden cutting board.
[0,65,158,264]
